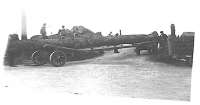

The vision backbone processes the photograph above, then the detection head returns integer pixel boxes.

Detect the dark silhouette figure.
[58,25,66,39]
[40,23,47,39]
[160,31,168,41]
[158,31,168,55]
[115,33,119,37]
[108,32,113,36]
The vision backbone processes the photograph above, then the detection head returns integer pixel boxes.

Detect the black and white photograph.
[0,0,199,105]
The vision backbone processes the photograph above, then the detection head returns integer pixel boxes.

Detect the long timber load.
[6,32,158,59]
[5,32,158,66]
[31,33,158,49]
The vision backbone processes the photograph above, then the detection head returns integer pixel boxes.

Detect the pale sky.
[2,0,199,39]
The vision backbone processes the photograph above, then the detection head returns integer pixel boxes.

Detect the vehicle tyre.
[31,50,48,65]
[50,51,66,67]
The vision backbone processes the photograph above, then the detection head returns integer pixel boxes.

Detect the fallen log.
[31,32,158,49]
[5,31,158,66]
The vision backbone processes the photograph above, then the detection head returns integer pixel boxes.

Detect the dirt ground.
[1,48,192,101]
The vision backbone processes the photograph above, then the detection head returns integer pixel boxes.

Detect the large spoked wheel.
[31,50,48,66]
[50,51,66,67]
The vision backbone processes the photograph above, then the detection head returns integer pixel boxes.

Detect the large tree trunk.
[35,33,157,49]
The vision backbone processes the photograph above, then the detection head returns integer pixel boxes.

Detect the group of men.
[41,24,169,51]
[57,25,71,39]
[40,23,75,39]
[156,30,177,57]
[108,32,120,37]
[41,23,123,39]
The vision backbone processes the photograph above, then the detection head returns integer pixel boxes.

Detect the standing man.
[58,25,66,36]
[119,29,122,36]
[40,23,47,39]
[159,31,168,51]
[151,31,159,55]
[160,31,168,45]
[160,31,168,42]
[168,24,177,57]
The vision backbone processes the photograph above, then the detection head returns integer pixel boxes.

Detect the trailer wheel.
[31,50,48,66]
[50,51,66,67]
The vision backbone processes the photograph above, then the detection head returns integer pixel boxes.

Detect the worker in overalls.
[158,31,168,56]
[114,33,120,53]
[168,24,176,58]
[40,23,47,39]
[151,31,159,55]
[159,31,168,48]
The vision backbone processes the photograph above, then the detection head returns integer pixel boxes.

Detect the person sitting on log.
[58,25,67,39]
[108,32,113,37]
[115,33,119,37]
[40,23,47,39]
[160,31,168,41]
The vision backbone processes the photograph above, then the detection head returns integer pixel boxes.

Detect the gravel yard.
[2,48,192,101]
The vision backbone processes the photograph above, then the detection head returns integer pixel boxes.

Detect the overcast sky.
[2,0,199,38]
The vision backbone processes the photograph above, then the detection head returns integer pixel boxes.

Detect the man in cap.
[160,31,168,42]
[159,31,168,53]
